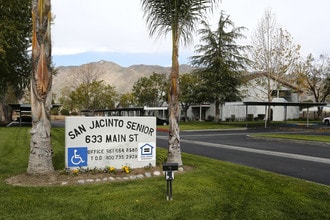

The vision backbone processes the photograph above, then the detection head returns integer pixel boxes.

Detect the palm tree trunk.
[27,0,54,174]
[167,27,182,166]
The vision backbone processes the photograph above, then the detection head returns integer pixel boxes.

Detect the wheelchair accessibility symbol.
[68,147,88,167]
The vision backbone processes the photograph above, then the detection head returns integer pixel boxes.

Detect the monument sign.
[65,116,156,169]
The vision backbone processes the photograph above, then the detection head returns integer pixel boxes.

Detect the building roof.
[9,104,62,111]
[243,71,303,93]
[243,101,326,107]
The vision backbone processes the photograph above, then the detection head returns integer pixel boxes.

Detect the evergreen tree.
[191,11,249,122]
[0,0,31,122]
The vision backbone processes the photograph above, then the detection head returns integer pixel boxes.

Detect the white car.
[322,117,330,125]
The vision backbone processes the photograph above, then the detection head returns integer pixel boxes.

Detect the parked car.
[322,117,330,125]
[156,117,169,125]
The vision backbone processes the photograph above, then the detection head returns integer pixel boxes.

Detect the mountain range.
[52,60,194,99]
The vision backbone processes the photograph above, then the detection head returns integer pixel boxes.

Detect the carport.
[8,104,61,127]
[243,101,327,128]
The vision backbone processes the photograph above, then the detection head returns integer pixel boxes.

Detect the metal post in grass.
[163,163,178,201]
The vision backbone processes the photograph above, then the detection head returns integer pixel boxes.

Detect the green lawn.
[0,127,329,219]
[158,121,244,130]
[251,133,330,143]
[159,120,323,131]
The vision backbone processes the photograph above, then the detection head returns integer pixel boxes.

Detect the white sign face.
[65,116,156,169]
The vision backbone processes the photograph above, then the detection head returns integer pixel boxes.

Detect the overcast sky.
[52,0,330,67]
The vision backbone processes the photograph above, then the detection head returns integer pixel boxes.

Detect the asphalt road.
[157,129,330,186]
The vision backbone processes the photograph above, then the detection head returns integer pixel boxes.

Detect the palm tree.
[27,0,54,174]
[191,11,250,123]
[141,0,218,166]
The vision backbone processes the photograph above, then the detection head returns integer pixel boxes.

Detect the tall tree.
[141,0,218,166]
[179,73,200,122]
[249,9,300,121]
[296,54,330,118]
[119,92,136,108]
[27,0,53,174]
[191,11,249,122]
[132,72,168,107]
[69,81,118,111]
[0,0,32,122]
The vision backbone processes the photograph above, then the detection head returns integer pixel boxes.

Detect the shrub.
[247,114,254,121]
[60,109,70,116]
[51,107,59,115]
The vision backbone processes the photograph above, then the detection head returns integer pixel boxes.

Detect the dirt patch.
[5,166,192,187]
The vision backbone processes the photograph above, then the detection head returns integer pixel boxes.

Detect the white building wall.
[186,75,301,121]
[272,98,300,121]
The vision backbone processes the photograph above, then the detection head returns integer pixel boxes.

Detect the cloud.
[52,0,169,56]
[52,0,330,67]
